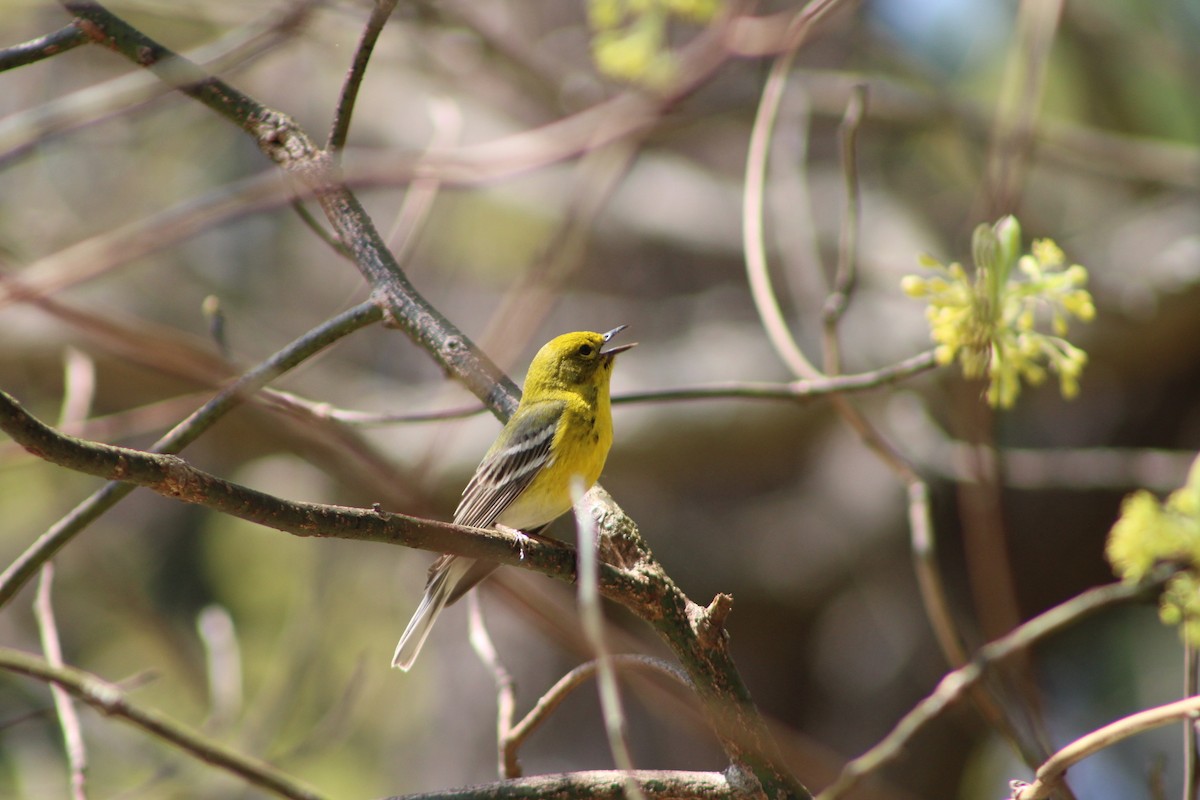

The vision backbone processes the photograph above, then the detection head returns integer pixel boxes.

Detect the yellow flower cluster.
[901,216,1095,409]
[588,0,720,87]
[1107,456,1200,644]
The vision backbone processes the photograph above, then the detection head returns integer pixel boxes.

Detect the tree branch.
[506,656,691,780]
[0,389,581,576]
[820,82,866,373]
[391,769,753,800]
[574,484,645,800]
[34,565,88,800]
[1014,694,1200,800]
[261,349,940,427]
[0,22,89,71]
[466,592,520,778]
[618,351,939,405]
[327,0,398,153]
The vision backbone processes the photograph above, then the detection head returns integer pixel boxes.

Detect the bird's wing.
[453,400,564,530]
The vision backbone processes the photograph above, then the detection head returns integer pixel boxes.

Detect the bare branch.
[617,350,939,405]
[264,350,940,429]
[467,592,520,779]
[1014,694,1200,800]
[0,389,580,574]
[393,769,752,800]
[0,22,89,71]
[821,83,867,374]
[574,482,646,800]
[743,32,820,381]
[327,0,399,153]
[196,605,243,733]
[507,656,691,772]
[35,565,88,800]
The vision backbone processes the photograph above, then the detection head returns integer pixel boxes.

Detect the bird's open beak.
[600,325,637,356]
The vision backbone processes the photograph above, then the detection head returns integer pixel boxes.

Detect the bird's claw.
[497,524,530,561]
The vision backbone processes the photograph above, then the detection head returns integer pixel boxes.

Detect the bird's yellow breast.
[494,392,613,531]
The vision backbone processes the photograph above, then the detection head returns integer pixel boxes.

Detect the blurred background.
[0,0,1198,798]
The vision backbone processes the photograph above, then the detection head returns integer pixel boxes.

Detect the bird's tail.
[392,556,472,671]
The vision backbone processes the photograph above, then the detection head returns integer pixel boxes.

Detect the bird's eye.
[578,343,593,356]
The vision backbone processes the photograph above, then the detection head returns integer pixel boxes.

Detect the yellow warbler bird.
[392,326,636,670]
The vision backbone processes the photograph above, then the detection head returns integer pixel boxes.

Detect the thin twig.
[0,300,383,609]
[821,83,867,374]
[398,769,746,800]
[37,347,97,800]
[0,648,327,800]
[267,349,940,425]
[1015,694,1200,800]
[621,350,938,403]
[467,592,520,779]
[196,605,243,733]
[0,22,89,72]
[507,656,691,766]
[903,445,1026,752]
[905,481,967,668]
[268,392,487,425]
[743,28,821,381]
[573,482,646,800]
[35,565,88,800]
[327,0,399,153]
[738,0,851,382]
